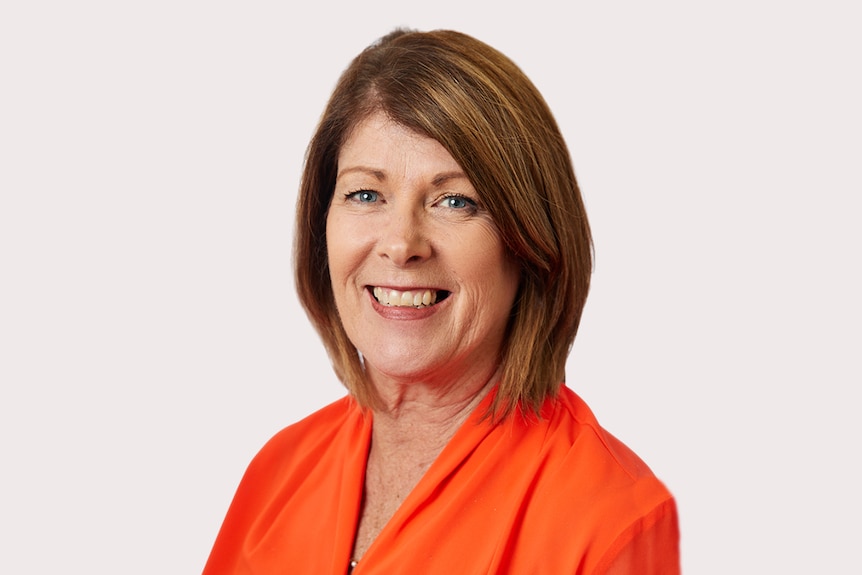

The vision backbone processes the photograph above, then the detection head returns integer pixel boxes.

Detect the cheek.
[471,226,510,273]
[477,259,519,308]
[454,225,519,299]
[325,213,347,283]
[326,212,367,284]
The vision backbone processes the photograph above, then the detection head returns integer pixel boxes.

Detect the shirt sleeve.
[594,497,681,575]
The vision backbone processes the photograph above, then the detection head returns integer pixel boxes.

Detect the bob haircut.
[295,28,593,418]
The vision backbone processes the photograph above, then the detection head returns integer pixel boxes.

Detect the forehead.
[337,112,463,177]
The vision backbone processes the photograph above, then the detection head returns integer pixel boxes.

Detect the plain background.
[2,1,859,573]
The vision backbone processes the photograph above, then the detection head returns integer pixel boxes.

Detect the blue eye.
[348,190,378,203]
[443,195,476,210]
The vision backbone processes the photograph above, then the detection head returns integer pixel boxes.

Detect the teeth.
[373,287,439,308]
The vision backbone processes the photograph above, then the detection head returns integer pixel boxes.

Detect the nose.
[377,205,431,266]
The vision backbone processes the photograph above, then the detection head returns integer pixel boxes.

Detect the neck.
[367,369,497,458]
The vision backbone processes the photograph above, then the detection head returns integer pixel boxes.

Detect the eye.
[440,194,477,210]
[346,189,379,203]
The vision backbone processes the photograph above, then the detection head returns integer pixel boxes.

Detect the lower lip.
[368,290,447,320]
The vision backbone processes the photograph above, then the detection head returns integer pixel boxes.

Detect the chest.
[352,458,430,560]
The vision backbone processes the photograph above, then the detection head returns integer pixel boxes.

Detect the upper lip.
[367,283,447,291]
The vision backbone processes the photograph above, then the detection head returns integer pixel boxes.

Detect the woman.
[204,28,680,574]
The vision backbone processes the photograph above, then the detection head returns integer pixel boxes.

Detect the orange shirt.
[204,386,680,574]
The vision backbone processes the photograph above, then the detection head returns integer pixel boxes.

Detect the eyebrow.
[336,166,386,181]
[431,171,469,187]
[336,166,468,187]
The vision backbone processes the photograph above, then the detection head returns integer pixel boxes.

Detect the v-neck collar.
[347,388,504,571]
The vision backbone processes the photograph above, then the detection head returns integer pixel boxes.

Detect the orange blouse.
[203,386,680,574]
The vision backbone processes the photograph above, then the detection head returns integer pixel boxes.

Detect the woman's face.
[326,112,520,391]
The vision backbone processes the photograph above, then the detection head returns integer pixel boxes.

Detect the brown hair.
[295,28,592,418]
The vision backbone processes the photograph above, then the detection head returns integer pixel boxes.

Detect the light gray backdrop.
[2,1,859,573]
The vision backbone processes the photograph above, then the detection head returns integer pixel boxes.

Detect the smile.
[371,286,450,308]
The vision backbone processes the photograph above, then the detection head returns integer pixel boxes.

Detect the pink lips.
[367,286,450,319]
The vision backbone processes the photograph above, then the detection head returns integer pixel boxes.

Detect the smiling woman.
[203,28,680,574]
[326,113,520,404]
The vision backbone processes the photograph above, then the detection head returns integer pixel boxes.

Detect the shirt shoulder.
[551,386,662,483]
[531,386,678,572]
